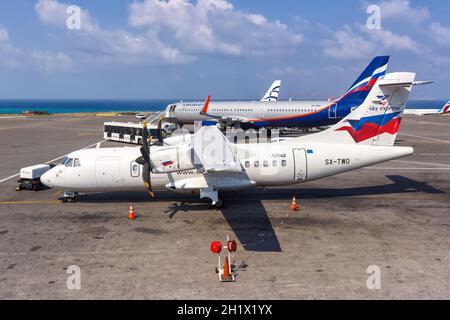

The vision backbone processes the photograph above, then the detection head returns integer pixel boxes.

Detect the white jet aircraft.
[164,56,391,129]
[41,72,417,207]
[404,100,450,116]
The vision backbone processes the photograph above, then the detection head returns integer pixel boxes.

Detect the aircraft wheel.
[211,199,223,209]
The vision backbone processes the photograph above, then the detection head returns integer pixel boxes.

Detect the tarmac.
[0,114,449,299]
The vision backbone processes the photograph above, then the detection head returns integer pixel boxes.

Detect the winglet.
[200,96,211,115]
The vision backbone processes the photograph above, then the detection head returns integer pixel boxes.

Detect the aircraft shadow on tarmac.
[70,175,444,253]
[161,200,282,252]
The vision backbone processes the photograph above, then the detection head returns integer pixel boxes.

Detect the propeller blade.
[142,162,155,198]
[135,156,145,165]
[157,118,163,145]
[136,122,155,198]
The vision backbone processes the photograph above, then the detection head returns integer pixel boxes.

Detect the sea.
[0,99,447,115]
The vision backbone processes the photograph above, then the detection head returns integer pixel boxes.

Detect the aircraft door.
[328,103,337,119]
[293,149,307,181]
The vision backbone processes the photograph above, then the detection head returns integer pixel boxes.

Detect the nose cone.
[40,169,53,188]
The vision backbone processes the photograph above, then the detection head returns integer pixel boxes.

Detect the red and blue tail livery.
[251,56,390,128]
[336,112,402,143]
[441,101,450,114]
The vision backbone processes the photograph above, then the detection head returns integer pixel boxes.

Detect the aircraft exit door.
[328,103,337,119]
[293,149,308,181]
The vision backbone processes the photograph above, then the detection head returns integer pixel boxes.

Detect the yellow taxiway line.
[0,200,62,205]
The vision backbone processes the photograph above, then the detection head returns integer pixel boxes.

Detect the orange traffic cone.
[223,256,232,280]
[128,205,136,220]
[290,197,299,211]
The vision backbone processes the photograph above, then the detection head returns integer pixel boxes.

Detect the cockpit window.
[61,157,69,165]
[65,158,74,167]
[74,158,81,167]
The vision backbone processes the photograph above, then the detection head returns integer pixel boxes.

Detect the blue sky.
[0,0,449,100]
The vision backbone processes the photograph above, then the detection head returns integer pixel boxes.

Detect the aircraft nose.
[40,169,53,188]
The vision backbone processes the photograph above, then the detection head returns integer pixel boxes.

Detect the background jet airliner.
[41,71,417,207]
[404,100,450,116]
[165,56,390,129]
[165,80,281,120]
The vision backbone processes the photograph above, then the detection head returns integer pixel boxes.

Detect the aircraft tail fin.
[336,56,389,105]
[440,101,450,114]
[305,72,416,146]
[261,80,281,102]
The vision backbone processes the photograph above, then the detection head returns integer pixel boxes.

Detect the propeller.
[156,116,164,145]
[136,122,155,198]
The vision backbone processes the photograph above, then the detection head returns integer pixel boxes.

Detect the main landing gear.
[200,190,224,209]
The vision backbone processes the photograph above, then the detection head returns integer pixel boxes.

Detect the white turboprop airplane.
[41,72,416,207]
[404,100,450,116]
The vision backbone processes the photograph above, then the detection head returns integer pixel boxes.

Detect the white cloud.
[322,25,376,60]
[321,24,422,60]
[0,27,23,68]
[35,0,193,65]
[271,66,298,76]
[376,0,430,23]
[0,25,74,72]
[128,0,303,56]
[365,28,422,53]
[35,0,96,31]
[33,0,304,67]
[30,51,74,72]
[430,22,450,47]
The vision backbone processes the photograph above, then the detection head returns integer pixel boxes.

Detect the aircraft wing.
[191,123,243,173]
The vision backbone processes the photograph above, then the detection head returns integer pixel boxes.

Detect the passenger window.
[272,160,278,167]
[281,160,287,167]
[254,161,260,168]
[263,161,269,167]
[245,161,250,168]
[74,158,81,167]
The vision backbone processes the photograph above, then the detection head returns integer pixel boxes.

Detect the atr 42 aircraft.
[41,71,417,208]
[404,100,450,116]
[165,56,391,129]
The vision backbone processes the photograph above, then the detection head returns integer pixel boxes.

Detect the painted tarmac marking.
[399,133,450,144]
[392,160,450,167]
[0,140,105,184]
[0,174,21,184]
[0,200,61,205]
[366,167,450,170]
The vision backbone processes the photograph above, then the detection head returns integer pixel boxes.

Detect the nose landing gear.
[62,191,78,203]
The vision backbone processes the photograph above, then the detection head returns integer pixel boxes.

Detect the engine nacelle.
[163,133,192,146]
[150,145,195,173]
